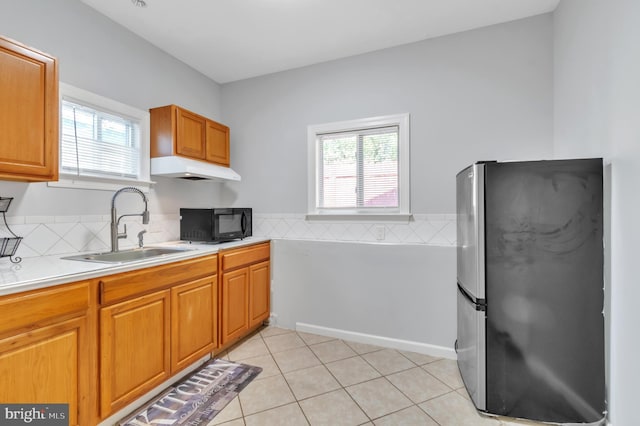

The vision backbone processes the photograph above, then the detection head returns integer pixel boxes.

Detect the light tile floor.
[209,326,548,426]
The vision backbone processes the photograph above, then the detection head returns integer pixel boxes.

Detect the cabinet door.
[176,108,206,159]
[205,120,230,166]
[221,268,249,345]
[100,290,170,417]
[171,276,217,373]
[0,316,89,426]
[249,260,270,328]
[0,36,58,181]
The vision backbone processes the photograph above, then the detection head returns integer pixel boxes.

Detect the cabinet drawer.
[0,281,90,335]
[100,254,217,305]
[221,242,270,271]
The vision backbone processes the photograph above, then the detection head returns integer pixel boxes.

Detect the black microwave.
[180,208,252,243]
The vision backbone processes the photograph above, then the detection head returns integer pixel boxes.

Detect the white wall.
[221,14,554,214]
[553,0,640,424]
[223,15,555,353]
[0,0,226,221]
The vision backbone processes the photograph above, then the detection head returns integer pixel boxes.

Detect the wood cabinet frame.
[98,254,218,419]
[218,242,271,349]
[0,244,268,424]
[0,281,96,426]
[150,104,230,167]
[171,276,218,373]
[100,289,171,416]
[0,35,58,182]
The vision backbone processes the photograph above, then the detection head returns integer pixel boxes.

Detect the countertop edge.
[0,238,270,297]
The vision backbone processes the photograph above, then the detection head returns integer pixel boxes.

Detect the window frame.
[307,113,411,221]
[48,82,152,192]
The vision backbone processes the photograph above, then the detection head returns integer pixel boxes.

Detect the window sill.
[305,213,413,223]
[48,175,154,192]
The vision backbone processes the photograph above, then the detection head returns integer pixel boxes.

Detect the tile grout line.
[263,330,378,424]
[279,333,313,426]
[302,334,435,425]
[225,327,485,426]
[303,336,375,425]
[261,328,312,425]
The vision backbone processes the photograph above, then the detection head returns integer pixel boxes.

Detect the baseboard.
[295,322,456,360]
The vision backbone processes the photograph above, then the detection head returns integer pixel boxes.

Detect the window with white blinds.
[53,83,151,191]
[318,126,399,209]
[61,99,140,179]
[308,114,410,217]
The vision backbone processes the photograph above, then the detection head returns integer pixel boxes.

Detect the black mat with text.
[118,359,262,426]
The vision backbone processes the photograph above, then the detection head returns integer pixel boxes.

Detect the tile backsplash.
[0,213,456,259]
[0,214,181,259]
[253,214,457,246]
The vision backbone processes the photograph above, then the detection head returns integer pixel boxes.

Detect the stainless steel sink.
[61,247,195,264]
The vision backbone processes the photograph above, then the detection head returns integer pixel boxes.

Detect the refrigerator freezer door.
[484,159,605,423]
[456,163,485,299]
[456,285,486,410]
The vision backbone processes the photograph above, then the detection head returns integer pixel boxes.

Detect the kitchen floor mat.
[118,359,262,426]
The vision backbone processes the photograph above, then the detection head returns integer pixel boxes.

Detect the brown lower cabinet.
[171,276,218,372]
[100,289,171,416]
[219,242,271,348]
[221,267,250,343]
[0,281,96,426]
[249,260,271,328]
[0,241,269,424]
[98,254,218,418]
[99,274,218,417]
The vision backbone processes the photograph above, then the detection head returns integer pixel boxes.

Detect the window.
[308,114,410,219]
[50,83,151,191]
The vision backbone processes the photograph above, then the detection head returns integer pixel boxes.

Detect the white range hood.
[150,156,241,181]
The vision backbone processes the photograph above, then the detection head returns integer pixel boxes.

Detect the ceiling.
[81,0,560,84]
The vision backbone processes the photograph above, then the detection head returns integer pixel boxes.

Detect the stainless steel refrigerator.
[456,159,605,424]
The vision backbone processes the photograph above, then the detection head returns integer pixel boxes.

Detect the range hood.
[150,156,241,181]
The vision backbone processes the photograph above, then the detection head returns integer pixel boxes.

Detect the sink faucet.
[110,187,150,252]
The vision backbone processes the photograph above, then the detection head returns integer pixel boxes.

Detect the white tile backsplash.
[0,214,180,259]
[0,213,456,260]
[252,214,456,247]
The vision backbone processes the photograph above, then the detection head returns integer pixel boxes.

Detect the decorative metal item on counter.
[0,197,22,263]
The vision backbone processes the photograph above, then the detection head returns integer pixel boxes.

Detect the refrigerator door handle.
[457,282,486,311]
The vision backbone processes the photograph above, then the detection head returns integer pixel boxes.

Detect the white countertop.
[0,237,270,297]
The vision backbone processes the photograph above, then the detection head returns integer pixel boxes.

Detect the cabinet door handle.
[98,280,104,305]
[241,211,248,238]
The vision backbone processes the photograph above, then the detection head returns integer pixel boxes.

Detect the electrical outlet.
[374,225,385,240]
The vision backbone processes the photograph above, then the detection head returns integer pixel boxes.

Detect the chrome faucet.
[110,187,149,252]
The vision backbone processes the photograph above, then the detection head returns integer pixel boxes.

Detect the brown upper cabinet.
[0,35,59,182]
[150,105,230,167]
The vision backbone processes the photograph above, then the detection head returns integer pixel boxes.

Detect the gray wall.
[221,14,554,214]
[221,15,555,354]
[553,0,640,424]
[0,0,226,217]
[272,240,456,357]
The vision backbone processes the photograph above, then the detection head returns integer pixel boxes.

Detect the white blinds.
[318,125,399,209]
[61,99,140,179]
